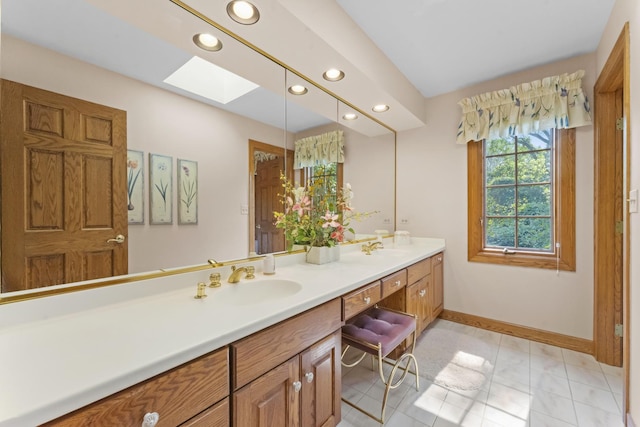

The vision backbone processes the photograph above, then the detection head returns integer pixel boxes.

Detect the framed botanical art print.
[177,159,198,224]
[126,149,144,224]
[149,153,173,224]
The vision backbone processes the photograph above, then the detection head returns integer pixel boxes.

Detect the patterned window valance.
[294,130,344,169]
[456,70,592,144]
[253,151,279,175]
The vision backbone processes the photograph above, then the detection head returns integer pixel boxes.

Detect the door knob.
[106,234,125,244]
[256,224,261,229]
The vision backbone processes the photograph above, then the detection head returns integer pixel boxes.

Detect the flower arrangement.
[274,174,375,251]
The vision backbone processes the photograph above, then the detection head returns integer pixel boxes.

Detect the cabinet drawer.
[232,299,342,390]
[432,252,444,266]
[46,347,229,427]
[381,269,407,299]
[180,397,229,427]
[407,257,431,285]
[342,280,381,320]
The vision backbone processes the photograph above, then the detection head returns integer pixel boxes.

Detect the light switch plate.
[241,204,249,215]
[629,189,638,213]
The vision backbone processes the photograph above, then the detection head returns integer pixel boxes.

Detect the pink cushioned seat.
[342,307,416,358]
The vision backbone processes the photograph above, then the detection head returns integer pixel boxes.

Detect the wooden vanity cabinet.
[381,253,444,338]
[231,299,342,427]
[45,347,229,427]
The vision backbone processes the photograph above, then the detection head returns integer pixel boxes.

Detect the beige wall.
[597,0,640,421]
[2,36,287,273]
[397,53,597,340]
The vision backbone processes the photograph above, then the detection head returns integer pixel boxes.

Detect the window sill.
[469,250,575,271]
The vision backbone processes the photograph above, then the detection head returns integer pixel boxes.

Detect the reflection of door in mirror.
[0,80,128,292]
[249,140,293,255]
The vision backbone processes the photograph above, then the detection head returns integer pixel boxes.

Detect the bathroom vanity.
[0,237,445,426]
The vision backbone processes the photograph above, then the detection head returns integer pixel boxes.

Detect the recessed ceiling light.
[372,104,389,113]
[193,33,223,52]
[288,85,308,95]
[323,68,345,82]
[343,113,358,120]
[227,1,260,25]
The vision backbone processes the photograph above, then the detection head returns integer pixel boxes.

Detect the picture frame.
[126,149,144,224]
[149,153,173,224]
[177,159,198,224]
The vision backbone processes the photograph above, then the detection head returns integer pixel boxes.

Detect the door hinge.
[616,117,625,130]
[615,323,623,337]
[615,220,624,235]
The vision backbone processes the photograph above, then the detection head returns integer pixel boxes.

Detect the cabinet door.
[300,332,341,427]
[431,253,444,319]
[407,277,431,334]
[234,357,300,427]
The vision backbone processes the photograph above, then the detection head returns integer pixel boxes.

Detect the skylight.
[163,56,259,104]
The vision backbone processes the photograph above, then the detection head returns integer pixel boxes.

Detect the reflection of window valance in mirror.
[294,130,345,169]
[254,150,279,175]
[456,70,592,144]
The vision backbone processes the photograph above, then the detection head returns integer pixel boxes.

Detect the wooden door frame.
[248,139,293,255]
[593,22,630,418]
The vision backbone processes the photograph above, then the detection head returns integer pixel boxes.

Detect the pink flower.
[292,195,310,217]
[322,211,340,228]
[331,225,345,242]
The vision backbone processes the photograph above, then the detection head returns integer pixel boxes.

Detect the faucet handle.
[209,273,221,288]
[194,282,207,299]
[245,266,255,279]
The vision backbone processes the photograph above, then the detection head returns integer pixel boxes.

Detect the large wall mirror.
[0,0,396,297]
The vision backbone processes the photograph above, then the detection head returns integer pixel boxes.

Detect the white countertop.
[0,237,444,426]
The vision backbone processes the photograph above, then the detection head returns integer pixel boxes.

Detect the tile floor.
[337,319,624,427]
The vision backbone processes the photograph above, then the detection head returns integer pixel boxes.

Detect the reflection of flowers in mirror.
[127,158,141,211]
[274,175,377,251]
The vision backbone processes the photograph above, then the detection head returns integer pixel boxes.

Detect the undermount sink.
[215,279,302,305]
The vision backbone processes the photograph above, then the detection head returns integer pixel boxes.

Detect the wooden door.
[234,356,300,427]
[300,332,341,427]
[0,80,128,292]
[431,253,444,319]
[255,156,285,254]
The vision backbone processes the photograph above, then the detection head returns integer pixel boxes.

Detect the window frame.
[467,128,576,271]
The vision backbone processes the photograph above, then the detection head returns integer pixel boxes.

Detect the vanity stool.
[341,306,419,424]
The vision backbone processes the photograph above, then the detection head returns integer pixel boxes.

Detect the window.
[468,128,576,270]
[298,162,343,210]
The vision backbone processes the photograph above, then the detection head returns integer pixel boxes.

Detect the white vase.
[306,245,340,265]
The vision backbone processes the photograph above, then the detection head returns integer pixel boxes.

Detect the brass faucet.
[361,241,384,255]
[228,265,255,283]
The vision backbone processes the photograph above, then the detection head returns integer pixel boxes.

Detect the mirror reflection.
[0,0,395,295]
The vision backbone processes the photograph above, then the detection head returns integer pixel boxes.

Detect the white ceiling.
[1,0,617,133]
[336,0,616,98]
